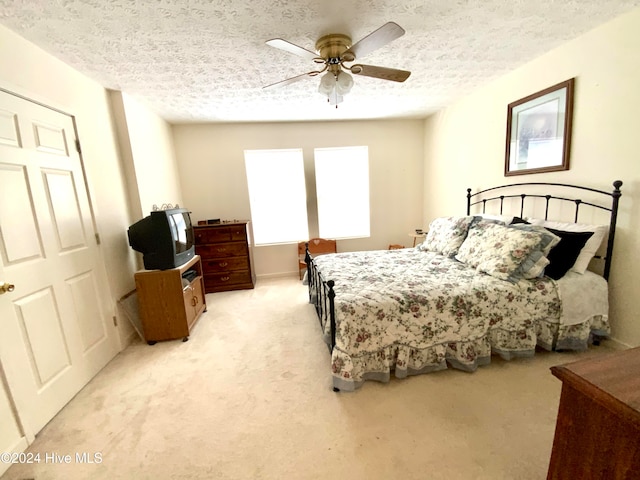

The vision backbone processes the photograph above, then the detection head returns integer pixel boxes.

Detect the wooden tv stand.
[134,255,207,344]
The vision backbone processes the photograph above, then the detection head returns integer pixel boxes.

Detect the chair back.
[297,238,337,279]
[300,238,337,255]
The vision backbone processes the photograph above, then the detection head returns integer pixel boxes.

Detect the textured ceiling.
[1,1,638,123]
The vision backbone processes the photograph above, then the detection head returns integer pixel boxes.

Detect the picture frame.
[504,78,574,176]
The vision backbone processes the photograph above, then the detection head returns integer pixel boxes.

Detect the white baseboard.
[605,337,633,350]
[256,272,299,280]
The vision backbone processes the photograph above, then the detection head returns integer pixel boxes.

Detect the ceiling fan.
[263,22,411,106]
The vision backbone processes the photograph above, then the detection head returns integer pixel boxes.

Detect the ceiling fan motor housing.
[315,34,352,64]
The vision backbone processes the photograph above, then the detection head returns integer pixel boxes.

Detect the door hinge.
[95,233,101,245]
[112,316,118,327]
[75,138,81,154]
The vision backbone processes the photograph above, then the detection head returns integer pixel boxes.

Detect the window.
[244,149,309,245]
[314,146,370,239]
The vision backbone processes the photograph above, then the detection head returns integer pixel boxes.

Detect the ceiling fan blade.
[266,38,320,61]
[343,22,405,60]
[350,64,411,82]
[263,71,320,90]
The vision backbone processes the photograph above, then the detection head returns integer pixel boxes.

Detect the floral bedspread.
[310,248,605,391]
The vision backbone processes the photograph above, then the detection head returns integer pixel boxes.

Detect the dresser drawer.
[204,271,252,287]
[195,225,247,244]
[194,227,232,244]
[229,226,247,241]
[196,242,247,258]
[202,256,249,273]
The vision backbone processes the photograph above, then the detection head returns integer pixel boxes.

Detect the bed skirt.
[327,314,609,392]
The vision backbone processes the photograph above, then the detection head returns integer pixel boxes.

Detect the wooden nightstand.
[408,232,426,247]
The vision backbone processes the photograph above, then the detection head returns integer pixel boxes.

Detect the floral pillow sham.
[417,216,475,256]
[455,222,559,282]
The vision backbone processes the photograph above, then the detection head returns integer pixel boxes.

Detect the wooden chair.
[298,238,337,280]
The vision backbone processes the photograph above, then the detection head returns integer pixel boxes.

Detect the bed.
[306,181,623,391]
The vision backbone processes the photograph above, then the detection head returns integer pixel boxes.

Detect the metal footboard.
[305,243,336,354]
[305,245,339,392]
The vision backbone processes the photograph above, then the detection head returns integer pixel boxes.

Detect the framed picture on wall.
[504,78,575,176]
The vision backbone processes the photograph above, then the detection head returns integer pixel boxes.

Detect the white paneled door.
[0,90,118,453]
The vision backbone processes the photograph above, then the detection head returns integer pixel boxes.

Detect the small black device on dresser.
[194,221,256,293]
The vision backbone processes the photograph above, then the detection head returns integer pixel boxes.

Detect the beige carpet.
[2,276,618,480]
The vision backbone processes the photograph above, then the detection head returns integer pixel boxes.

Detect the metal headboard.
[466,181,623,280]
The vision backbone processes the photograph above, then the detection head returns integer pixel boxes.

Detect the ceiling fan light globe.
[335,71,354,95]
[318,84,333,95]
[318,71,336,95]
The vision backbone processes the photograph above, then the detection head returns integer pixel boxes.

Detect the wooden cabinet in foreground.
[547,347,640,479]
[134,254,207,344]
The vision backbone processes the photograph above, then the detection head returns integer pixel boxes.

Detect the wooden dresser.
[547,347,640,479]
[194,221,256,293]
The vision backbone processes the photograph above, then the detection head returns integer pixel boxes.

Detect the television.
[127,208,195,270]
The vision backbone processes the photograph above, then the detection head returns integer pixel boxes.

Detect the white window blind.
[244,149,309,245]
[314,146,370,239]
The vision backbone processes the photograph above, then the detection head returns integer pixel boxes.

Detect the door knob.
[0,283,15,294]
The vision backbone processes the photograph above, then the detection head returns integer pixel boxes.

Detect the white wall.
[119,92,184,214]
[423,8,640,347]
[108,90,184,281]
[173,120,425,277]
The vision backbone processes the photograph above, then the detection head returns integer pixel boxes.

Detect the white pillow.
[527,218,608,274]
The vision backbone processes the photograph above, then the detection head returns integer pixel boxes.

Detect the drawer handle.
[221,276,230,282]
[219,262,228,267]
[216,247,227,253]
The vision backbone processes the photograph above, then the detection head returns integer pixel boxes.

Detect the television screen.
[168,211,194,254]
[128,208,195,270]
